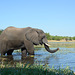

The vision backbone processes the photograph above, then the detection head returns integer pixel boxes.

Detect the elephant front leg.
[24,40,34,55]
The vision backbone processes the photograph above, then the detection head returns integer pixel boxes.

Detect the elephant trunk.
[44,43,59,53]
[42,38,59,53]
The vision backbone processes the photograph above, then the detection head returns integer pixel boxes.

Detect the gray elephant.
[0,26,59,57]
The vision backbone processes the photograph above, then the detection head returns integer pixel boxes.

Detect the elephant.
[0,26,59,57]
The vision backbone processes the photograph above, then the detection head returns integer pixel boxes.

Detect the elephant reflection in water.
[0,26,59,57]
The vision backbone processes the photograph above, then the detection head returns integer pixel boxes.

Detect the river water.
[0,42,75,71]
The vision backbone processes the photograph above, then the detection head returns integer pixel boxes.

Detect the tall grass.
[0,63,74,75]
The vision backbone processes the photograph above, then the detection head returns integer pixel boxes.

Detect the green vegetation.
[0,63,74,75]
[45,33,75,41]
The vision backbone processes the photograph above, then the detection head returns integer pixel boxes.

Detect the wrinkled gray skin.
[0,27,59,57]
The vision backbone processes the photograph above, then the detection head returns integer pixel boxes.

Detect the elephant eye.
[42,36,45,39]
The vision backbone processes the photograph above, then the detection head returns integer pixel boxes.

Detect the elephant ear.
[25,29,39,45]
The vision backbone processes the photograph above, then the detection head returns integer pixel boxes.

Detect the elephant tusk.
[45,43,50,46]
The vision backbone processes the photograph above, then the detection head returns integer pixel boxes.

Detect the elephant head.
[25,28,59,53]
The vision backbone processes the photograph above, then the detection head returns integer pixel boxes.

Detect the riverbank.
[48,40,75,42]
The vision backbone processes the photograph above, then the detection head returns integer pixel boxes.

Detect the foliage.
[0,63,74,75]
[45,33,75,41]
[45,33,51,40]
[51,35,63,40]
[73,37,75,40]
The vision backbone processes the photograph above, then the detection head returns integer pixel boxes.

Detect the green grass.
[49,42,75,48]
[0,63,74,75]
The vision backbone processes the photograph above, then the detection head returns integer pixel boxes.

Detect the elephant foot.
[28,51,34,55]
[29,55,34,58]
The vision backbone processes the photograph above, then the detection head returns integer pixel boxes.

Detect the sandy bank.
[48,40,75,42]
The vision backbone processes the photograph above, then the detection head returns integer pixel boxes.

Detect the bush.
[45,33,74,41]
[73,37,75,40]
[45,33,51,40]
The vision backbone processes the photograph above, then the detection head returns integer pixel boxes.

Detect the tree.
[45,33,51,40]
[73,37,75,40]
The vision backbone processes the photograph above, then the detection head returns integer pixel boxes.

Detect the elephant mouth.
[44,43,59,53]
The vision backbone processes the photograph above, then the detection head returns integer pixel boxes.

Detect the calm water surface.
[0,42,75,71]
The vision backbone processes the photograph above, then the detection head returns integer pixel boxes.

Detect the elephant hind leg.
[1,52,6,56]
[21,48,27,57]
[7,49,14,55]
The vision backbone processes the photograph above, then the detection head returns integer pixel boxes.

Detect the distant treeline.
[45,33,75,41]
[0,30,75,41]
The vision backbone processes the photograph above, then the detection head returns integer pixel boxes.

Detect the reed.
[0,63,74,75]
